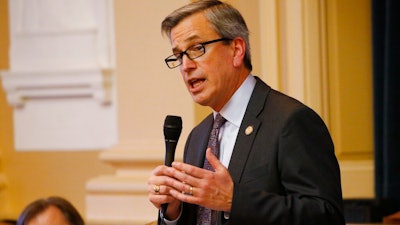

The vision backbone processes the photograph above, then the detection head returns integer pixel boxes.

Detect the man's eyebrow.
[171,35,202,53]
[171,46,182,54]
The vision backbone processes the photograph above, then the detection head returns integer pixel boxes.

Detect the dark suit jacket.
[172,77,345,225]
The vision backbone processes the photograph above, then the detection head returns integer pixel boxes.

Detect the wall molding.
[0,0,117,150]
[1,68,112,107]
[340,159,374,198]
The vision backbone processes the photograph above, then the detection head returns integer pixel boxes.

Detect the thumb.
[206,148,224,171]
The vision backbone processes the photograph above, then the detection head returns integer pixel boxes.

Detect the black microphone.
[162,115,182,214]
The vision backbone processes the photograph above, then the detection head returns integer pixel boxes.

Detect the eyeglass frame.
[164,37,232,69]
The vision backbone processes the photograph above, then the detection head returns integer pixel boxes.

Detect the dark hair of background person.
[16,196,84,225]
[0,219,17,225]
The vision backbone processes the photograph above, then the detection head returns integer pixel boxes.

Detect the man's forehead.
[169,14,217,51]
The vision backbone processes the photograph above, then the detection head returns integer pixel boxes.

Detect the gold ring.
[189,186,193,195]
[153,185,160,194]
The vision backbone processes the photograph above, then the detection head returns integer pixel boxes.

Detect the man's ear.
[232,37,246,67]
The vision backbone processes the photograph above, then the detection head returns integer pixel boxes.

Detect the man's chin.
[192,95,209,107]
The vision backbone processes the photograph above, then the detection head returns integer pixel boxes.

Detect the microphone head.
[163,115,182,141]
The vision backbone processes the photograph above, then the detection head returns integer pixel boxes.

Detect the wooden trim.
[302,0,329,122]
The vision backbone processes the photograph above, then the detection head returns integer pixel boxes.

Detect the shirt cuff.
[160,204,183,225]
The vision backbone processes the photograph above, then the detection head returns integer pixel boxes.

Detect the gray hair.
[161,0,252,71]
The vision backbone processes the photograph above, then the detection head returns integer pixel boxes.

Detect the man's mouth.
[190,78,205,89]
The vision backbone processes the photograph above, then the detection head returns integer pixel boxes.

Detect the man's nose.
[180,54,196,71]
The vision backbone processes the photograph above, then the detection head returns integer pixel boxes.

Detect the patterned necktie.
[197,113,226,225]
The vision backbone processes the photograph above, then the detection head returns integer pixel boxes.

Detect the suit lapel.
[185,77,271,183]
[228,77,271,183]
[185,114,214,167]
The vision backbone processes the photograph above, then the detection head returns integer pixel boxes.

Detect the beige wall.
[0,0,374,220]
[0,2,114,220]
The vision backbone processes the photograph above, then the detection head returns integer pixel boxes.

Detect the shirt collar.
[214,74,256,127]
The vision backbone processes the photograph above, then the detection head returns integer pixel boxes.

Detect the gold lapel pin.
[245,126,253,135]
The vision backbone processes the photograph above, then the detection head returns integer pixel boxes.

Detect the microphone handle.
[164,140,177,166]
[162,140,178,214]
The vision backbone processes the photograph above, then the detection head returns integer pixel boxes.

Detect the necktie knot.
[213,113,226,129]
[208,114,226,151]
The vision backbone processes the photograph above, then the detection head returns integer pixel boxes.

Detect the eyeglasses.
[164,38,231,69]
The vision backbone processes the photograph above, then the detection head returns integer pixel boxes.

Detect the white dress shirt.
[218,74,256,167]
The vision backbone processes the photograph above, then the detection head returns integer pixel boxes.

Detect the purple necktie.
[197,113,226,225]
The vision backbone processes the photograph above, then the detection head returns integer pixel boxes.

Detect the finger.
[169,188,201,205]
[182,184,194,196]
[163,172,195,194]
[171,161,206,179]
[152,184,161,195]
[169,186,217,210]
[148,171,182,196]
[149,192,176,209]
[151,165,170,176]
[149,166,184,187]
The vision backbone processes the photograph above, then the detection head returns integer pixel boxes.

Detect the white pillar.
[85,1,192,224]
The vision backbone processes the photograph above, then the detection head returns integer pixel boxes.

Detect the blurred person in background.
[17,196,84,225]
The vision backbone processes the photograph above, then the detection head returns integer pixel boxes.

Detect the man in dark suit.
[148,1,345,225]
